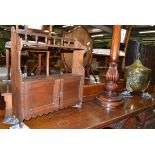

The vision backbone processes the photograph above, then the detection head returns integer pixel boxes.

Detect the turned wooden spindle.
[96,25,124,108]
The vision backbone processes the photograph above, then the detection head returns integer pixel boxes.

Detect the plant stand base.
[96,92,124,108]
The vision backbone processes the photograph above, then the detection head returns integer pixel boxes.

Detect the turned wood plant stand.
[96,25,124,108]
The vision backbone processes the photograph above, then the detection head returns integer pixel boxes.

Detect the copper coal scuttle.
[125,55,151,94]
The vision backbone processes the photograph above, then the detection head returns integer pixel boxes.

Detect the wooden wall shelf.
[10,26,86,122]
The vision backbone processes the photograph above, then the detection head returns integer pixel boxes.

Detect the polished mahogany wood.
[106,25,121,81]
[110,26,121,63]
[24,93,155,129]
[96,25,124,108]
[1,94,155,129]
[1,80,155,129]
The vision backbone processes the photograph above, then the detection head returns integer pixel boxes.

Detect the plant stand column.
[96,25,124,108]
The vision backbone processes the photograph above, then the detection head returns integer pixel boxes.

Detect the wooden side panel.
[22,79,60,120]
[11,28,23,121]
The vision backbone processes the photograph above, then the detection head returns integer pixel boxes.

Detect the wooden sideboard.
[23,94,155,129]
[1,86,155,129]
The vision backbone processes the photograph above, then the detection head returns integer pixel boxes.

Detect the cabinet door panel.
[23,79,59,120]
[59,75,82,109]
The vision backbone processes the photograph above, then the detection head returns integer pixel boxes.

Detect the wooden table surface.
[1,79,155,129]
[1,94,154,129]
[25,95,155,129]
